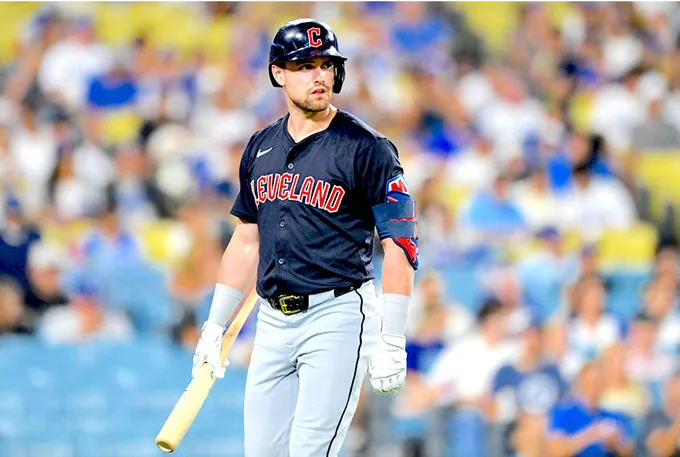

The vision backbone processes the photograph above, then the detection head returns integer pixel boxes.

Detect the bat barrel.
[155,364,216,452]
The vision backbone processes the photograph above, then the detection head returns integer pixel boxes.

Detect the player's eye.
[322,61,334,69]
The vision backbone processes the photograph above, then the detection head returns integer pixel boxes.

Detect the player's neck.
[286,105,337,143]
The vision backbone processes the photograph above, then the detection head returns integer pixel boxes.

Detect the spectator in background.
[511,166,564,231]
[543,321,588,382]
[445,132,499,194]
[653,237,679,292]
[545,362,634,457]
[560,162,637,243]
[0,276,31,335]
[563,275,621,370]
[642,278,680,356]
[456,170,527,245]
[631,96,680,151]
[0,195,41,293]
[482,266,533,336]
[475,67,545,163]
[171,308,200,352]
[406,270,474,344]
[9,96,59,219]
[108,142,169,229]
[490,320,568,457]
[38,15,112,110]
[626,313,676,386]
[86,49,138,111]
[37,279,134,344]
[389,272,475,453]
[588,66,646,155]
[59,113,115,218]
[598,343,648,420]
[391,2,453,68]
[77,193,143,268]
[516,226,580,319]
[645,371,680,457]
[425,298,518,457]
[170,201,222,311]
[23,240,68,319]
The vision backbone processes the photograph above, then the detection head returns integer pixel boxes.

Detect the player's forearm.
[379,239,414,335]
[216,225,259,293]
[207,221,259,327]
[381,238,414,296]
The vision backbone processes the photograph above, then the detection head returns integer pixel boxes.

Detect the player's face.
[281,57,335,113]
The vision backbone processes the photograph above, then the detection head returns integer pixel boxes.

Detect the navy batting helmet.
[268,19,347,94]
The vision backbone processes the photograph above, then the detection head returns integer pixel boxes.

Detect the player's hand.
[192,321,230,379]
[369,333,407,395]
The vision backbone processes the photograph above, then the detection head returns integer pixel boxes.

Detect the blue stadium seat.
[0,429,76,457]
[104,263,175,335]
[391,415,430,441]
[605,270,650,321]
[180,432,245,457]
[440,264,482,311]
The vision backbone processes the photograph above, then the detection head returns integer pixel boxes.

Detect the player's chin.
[304,97,331,112]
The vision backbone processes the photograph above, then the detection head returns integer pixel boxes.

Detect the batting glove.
[369,333,407,394]
[192,321,229,379]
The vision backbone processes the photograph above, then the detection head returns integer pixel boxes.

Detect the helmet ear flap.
[333,61,345,94]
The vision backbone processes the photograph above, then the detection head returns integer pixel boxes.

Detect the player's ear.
[271,64,285,87]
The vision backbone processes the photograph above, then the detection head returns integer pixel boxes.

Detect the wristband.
[381,293,410,336]
[207,283,244,327]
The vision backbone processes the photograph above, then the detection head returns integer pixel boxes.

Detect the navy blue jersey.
[230,109,413,299]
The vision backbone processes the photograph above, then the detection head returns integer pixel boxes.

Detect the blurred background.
[1,2,680,456]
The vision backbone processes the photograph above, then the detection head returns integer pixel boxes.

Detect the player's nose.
[313,65,330,83]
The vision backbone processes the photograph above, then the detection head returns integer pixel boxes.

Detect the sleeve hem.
[229,208,257,224]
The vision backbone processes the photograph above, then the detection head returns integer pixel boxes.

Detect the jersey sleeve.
[229,141,258,223]
[357,138,419,269]
[546,404,567,436]
[356,138,404,206]
[491,365,514,394]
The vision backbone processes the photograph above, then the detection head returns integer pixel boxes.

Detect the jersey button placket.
[287,163,294,170]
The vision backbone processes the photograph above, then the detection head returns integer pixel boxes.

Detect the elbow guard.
[372,176,419,269]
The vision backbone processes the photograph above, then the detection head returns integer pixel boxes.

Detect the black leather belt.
[267,283,362,315]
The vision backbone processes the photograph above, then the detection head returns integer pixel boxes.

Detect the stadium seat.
[94,4,138,47]
[440,263,483,311]
[635,151,680,220]
[604,270,650,321]
[103,263,174,334]
[0,429,76,457]
[138,219,193,267]
[452,2,519,56]
[0,4,39,63]
[597,223,658,269]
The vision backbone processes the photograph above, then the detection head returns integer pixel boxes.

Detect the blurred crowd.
[1,2,680,457]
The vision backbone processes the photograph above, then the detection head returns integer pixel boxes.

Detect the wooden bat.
[155,286,259,453]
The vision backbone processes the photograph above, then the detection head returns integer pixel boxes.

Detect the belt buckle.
[279,295,302,315]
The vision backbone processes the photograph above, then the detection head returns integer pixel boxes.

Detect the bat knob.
[156,439,175,453]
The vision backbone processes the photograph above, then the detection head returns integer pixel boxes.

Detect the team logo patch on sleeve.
[386,174,410,195]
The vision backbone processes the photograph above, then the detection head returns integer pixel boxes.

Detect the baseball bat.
[155,286,259,453]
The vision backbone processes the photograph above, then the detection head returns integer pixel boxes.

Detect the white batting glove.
[192,321,229,379]
[369,333,407,395]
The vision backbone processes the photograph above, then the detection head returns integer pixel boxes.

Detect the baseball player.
[192,18,419,457]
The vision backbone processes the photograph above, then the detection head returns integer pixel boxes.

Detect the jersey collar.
[279,110,343,147]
